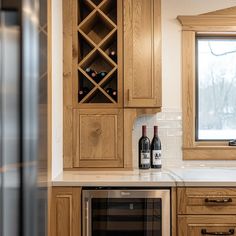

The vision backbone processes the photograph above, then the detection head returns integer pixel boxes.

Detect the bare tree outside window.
[196,37,236,140]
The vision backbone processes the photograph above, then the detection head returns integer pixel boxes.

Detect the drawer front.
[178,216,236,236]
[178,188,236,214]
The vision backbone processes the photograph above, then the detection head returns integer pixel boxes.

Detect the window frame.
[177,8,236,160]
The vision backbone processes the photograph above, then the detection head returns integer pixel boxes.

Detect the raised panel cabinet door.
[178,216,236,236]
[51,187,81,236]
[124,0,162,108]
[73,109,123,168]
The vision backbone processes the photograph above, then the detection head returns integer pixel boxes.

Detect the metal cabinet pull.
[205,198,232,204]
[201,229,234,235]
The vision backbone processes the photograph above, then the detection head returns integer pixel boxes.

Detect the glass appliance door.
[83,190,170,236]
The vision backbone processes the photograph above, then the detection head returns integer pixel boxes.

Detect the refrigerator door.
[0,3,21,236]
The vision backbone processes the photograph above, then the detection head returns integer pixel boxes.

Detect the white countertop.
[52,167,236,187]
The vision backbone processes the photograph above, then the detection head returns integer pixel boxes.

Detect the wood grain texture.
[73,109,124,168]
[63,0,73,168]
[51,187,81,236]
[178,187,236,215]
[171,188,177,236]
[178,215,236,236]
[124,0,161,108]
[182,31,195,149]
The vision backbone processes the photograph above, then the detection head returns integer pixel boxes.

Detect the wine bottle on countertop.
[151,126,162,169]
[139,125,150,169]
[109,50,117,62]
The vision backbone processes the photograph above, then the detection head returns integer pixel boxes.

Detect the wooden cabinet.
[63,0,162,169]
[73,109,123,168]
[124,0,162,108]
[51,187,81,236]
[177,188,236,236]
[178,216,236,236]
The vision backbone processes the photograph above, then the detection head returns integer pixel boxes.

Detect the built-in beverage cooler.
[82,189,170,236]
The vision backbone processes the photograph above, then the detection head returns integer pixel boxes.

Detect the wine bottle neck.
[154,126,158,137]
[142,126,147,137]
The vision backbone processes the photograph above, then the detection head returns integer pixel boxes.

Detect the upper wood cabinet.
[63,0,162,169]
[124,0,162,108]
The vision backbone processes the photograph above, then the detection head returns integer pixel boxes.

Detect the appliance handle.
[85,199,89,236]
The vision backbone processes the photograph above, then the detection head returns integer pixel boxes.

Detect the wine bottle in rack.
[78,87,89,101]
[106,88,113,96]
[96,71,107,82]
[139,125,150,169]
[112,89,117,101]
[151,126,162,169]
[85,68,97,78]
[109,50,117,62]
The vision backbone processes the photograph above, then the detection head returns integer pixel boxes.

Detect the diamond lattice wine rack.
[75,0,122,107]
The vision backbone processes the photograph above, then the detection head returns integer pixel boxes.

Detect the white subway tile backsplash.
[133,109,183,167]
[132,109,236,168]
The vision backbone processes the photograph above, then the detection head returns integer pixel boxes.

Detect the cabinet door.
[73,109,123,168]
[178,216,236,236]
[124,0,162,108]
[51,187,81,236]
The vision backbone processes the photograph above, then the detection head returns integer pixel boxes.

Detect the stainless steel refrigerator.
[0,0,48,235]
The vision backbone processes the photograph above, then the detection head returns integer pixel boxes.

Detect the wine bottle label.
[152,150,161,165]
[141,151,150,165]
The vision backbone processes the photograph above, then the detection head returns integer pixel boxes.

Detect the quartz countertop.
[52,167,236,187]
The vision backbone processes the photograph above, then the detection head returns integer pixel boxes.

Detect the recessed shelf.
[79,12,114,45]
[100,0,117,24]
[78,33,94,61]
[100,32,117,63]
[80,50,114,81]
[78,71,95,102]
[101,71,118,102]
[78,0,95,23]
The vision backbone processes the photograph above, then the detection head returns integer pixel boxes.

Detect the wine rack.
[75,0,122,107]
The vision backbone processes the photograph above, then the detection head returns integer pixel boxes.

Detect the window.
[196,37,236,141]
[178,7,236,160]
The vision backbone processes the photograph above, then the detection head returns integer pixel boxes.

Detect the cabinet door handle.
[205,198,232,204]
[201,229,234,235]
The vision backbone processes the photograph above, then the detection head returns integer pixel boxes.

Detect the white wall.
[162,0,236,110]
[52,0,63,178]
[51,0,236,177]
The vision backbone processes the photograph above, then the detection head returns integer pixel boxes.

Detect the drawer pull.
[205,198,232,204]
[201,229,234,235]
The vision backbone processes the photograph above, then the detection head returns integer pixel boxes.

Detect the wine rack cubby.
[75,0,122,107]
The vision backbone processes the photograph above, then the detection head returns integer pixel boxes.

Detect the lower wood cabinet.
[73,109,124,168]
[177,187,236,236]
[178,216,236,236]
[51,187,81,236]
